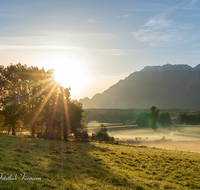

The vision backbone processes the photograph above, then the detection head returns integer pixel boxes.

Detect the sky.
[1,0,200,100]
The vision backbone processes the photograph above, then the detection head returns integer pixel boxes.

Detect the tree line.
[135,106,171,131]
[84,108,196,124]
[0,63,86,140]
[84,109,135,123]
[177,113,200,125]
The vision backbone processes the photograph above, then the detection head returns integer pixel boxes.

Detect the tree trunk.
[11,124,15,135]
[45,120,48,139]
[63,127,67,141]
[31,129,35,137]
[7,127,10,135]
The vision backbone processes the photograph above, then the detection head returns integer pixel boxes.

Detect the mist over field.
[88,122,200,153]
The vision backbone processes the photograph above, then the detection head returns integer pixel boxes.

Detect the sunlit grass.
[0,134,200,189]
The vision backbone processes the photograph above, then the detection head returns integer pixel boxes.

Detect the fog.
[88,122,200,153]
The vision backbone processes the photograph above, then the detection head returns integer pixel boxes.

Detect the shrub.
[95,132,110,141]
[74,129,89,140]
[92,125,114,142]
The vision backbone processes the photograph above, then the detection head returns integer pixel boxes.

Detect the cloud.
[143,18,173,28]
[98,49,130,55]
[132,17,182,46]
[0,45,82,51]
[87,19,98,23]
[178,24,194,30]
[132,1,197,46]
[123,3,169,12]
[116,14,133,18]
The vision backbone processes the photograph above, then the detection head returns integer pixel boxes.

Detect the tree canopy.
[150,106,160,131]
[0,63,86,139]
[135,112,150,126]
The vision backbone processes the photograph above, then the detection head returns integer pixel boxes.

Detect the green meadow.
[0,133,200,190]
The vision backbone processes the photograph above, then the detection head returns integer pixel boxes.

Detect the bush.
[74,129,89,140]
[96,132,110,141]
[92,125,114,142]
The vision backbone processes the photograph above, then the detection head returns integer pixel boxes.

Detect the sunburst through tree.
[0,63,86,140]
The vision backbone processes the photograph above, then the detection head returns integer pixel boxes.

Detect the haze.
[1,0,200,99]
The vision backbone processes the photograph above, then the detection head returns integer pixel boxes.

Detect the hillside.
[80,64,200,109]
[0,134,200,189]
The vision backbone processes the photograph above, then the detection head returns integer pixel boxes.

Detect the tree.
[177,113,188,124]
[23,66,55,137]
[158,113,171,127]
[0,63,30,135]
[177,113,200,125]
[0,63,86,139]
[135,112,150,126]
[150,106,160,131]
[92,124,114,141]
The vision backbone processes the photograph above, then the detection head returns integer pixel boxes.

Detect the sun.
[40,53,89,99]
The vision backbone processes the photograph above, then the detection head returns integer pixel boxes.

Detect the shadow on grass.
[0,134,145,190]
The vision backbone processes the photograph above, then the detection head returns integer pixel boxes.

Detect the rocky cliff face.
[80,64,200,109]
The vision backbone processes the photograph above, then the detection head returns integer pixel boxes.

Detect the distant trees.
[136,106,171,131]
[135,112,150,126]
[84,109,134,123]
[177,113,200,125]
[158,113,171,127]
[0,63,86,139]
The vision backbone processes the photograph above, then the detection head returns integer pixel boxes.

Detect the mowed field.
[88,123,200,153]
[0,133,200,189]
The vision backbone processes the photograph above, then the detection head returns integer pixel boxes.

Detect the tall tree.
[150,106,160,131]
[23,66,55,137]
[0,63,29,135]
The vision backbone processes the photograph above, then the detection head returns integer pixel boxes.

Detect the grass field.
[0,133,200,189]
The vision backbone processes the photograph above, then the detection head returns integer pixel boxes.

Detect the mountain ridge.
[80,64,200,109]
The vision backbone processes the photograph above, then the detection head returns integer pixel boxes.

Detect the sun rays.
[28,76,72,139]
[0,63,82,138]
[38,53,89,99]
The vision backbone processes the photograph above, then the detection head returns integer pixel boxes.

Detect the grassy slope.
[0,134,200,190]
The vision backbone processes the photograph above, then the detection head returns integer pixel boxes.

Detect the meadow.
[88,123,200,152]
[0,132,200,190]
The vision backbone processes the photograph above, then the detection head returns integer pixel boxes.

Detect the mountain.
[80,64,200,109]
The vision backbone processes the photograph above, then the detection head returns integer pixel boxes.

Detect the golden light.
[39,53,89,99]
